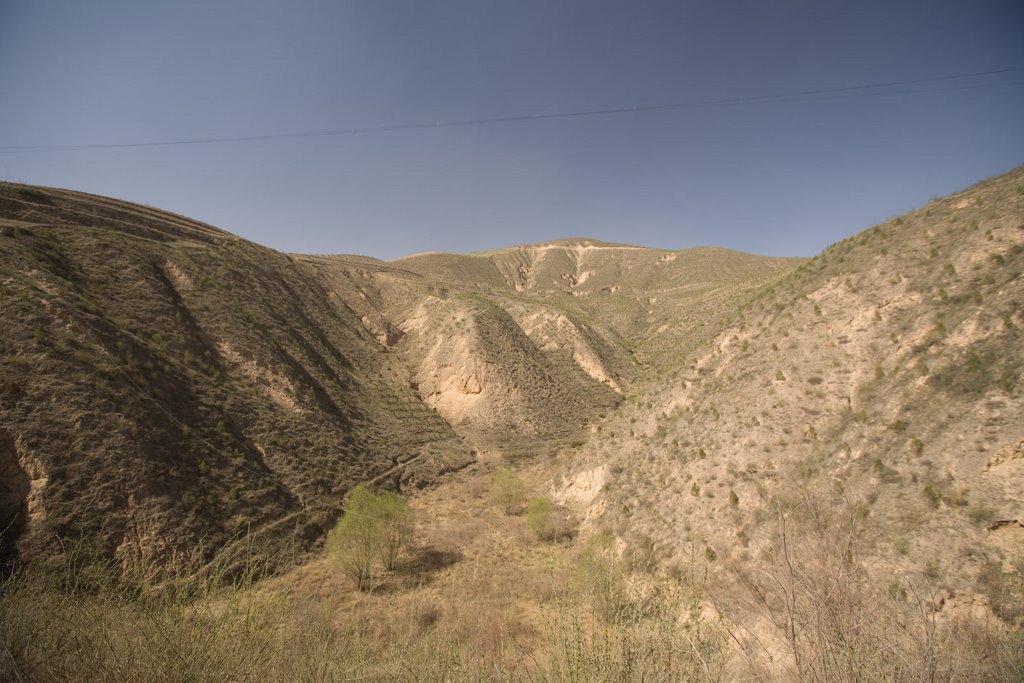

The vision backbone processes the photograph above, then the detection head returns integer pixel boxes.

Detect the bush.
[490,467,525,515]
[734,490,1024,681]
[326,486,413,589]
[525,496,554,540]
[375,491,413,571]
[327,487,380,590]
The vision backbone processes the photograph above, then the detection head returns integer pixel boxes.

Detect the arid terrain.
[1,167,1022,680]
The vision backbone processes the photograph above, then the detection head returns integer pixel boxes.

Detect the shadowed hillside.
[0,184,471,578]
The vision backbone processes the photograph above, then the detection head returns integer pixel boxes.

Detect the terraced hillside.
[396,239,803,371]
[560,165,1024,624]
[302,241,798,453]
[0,185,471,578]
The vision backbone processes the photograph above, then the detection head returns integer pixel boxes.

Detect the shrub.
[17,188,48,202]
[326,486,414,589]
[375,491,413,571]
[327,488,380,590]
[968,504,995,525]
[490,467,525,515]
[525,496,554,540]
[732,491,1024,681]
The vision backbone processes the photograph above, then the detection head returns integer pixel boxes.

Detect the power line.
[2,66,1023,154]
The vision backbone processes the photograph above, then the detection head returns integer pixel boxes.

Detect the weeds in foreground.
[725,487,1024,682]
[3,505,1022,681]
[1,529,727,682]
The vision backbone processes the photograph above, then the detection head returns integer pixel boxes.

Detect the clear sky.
[2,1,1022,260]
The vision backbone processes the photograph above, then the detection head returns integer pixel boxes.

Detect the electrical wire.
[1,66,1022,154]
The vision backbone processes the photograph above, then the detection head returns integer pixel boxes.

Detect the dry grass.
[4,466,1021,681]
[0,462,728,681]
[720,487,1024,681]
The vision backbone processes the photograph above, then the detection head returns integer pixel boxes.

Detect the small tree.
[491,467,525,515]
[375,490,413,571]
[327,486,380,590]
[525,496,554,540]
[326,486,414,589]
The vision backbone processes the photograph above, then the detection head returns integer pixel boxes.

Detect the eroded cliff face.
[394,297,619,444]
[506,305,625,393]
[0,429,46,564]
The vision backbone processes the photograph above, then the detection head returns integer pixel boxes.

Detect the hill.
[559,165,1024,625]
[395,239,801,370]
[0,184,471,577]
[305,240,796,452]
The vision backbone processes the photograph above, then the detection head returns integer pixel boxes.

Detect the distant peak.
[465,238,651,258]
[528,237,637,249]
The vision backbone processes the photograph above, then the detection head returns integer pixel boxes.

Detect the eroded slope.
[563,166,1024,619]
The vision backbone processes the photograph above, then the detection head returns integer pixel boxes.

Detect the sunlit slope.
[397,239,801,372]
[567,165,1024,608]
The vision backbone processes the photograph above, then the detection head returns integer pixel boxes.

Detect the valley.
[1,166,1023,680]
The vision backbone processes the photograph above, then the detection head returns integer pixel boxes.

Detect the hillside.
[303,241,796,454]
[300,255,617,453]
[560,165,1024,626]
[395,239,802,371]
[0,184,472,577]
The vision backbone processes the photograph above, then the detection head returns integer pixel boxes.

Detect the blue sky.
[2,1,1022,260]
